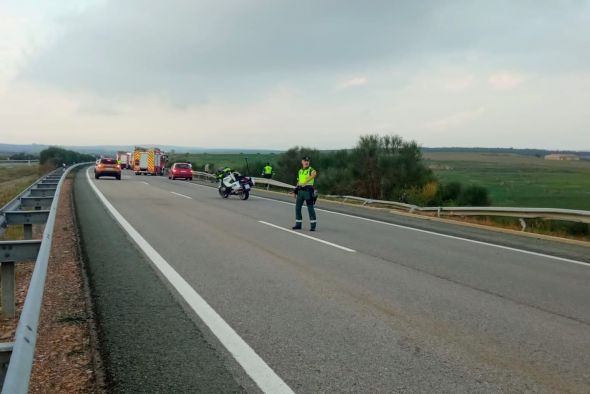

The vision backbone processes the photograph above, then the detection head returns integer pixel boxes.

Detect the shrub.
[458,185,491,206]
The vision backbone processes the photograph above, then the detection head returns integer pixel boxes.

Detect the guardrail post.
[1,261,15,318]
[519,218,527,232]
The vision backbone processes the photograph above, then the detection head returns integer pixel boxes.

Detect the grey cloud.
[21,0,590,103]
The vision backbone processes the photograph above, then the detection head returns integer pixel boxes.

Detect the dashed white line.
[255,196,590,268]
[258,221,356,253]
[86,168,293,394]
[170,191,192,199]
[140,181,149,185]
[178,181,590,268]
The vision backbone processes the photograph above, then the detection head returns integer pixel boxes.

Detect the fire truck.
[115,151,132,169]
[132,147,167,175]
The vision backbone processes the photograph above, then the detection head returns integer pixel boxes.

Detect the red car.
[169,163,193,180]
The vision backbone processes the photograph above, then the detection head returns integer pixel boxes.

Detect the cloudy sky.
[1,0,589,149]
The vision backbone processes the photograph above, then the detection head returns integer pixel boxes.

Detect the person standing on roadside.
[292,156,317,231]
[262,163,273,179]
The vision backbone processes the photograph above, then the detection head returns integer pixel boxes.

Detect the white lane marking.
[180,181,590,268]
[86,168,293,394]
[170,191,192,199]
[258,221,356,253]
[140,181,149,185]
[255,197,590,268]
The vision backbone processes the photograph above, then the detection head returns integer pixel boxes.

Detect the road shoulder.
[74,168,245,392]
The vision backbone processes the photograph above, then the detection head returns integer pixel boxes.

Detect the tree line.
[166,134,490,207]
[39,147,96,167]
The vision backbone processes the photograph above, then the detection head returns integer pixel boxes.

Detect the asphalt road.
[76,168,590,393]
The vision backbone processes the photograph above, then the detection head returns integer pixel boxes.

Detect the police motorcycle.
[217,169,254,200]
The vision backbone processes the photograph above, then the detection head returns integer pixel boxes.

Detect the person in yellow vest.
[262,163,273,179]
[292,156,317,231]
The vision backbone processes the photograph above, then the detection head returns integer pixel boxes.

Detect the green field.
[423,152,590,210]
[168,151,590,210]
[168,152,279,174]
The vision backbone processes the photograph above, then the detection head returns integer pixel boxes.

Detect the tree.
[275,134,433,199]
[276,147,320,185]
[458,185,491,206]
[39,147,95,167]
[349,134,433,200]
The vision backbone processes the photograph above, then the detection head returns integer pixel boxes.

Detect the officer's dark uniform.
[293,156,317,231]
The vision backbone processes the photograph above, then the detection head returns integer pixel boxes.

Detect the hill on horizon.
[0,143,588,157]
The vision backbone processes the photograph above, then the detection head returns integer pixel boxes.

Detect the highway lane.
[145,174,590,325]
[84,170,590,393]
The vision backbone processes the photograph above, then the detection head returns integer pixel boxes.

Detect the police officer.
[293,156,317,231]
[262,163,273,179]
[217,166,232,184]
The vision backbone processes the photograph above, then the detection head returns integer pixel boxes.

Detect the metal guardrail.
[326,195,590,227]
[191,171,590,226]
[0,164,84,393]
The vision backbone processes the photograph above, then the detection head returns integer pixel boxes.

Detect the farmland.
[423,152,590,210]
[0,165,43,207]
[167,150,590,210]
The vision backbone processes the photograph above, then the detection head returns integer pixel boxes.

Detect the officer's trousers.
[295,188,316,226]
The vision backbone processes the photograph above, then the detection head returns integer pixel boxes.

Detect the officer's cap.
[302,156,311,161]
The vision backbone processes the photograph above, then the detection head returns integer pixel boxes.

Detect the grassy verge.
[0,164,53,207]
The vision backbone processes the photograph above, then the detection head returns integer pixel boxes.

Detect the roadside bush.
[457,185,491,206]
[275,135,433,199]
[440,182,462,203]
[406,181,439,206]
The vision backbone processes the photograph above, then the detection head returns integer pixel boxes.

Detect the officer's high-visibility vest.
[298,167,315,186]
[264,165,273,175]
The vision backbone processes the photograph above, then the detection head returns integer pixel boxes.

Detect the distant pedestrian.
[292,156,317,231]
[262,163,273,179]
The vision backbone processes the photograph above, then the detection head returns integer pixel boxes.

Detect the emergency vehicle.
[132,147,167,175]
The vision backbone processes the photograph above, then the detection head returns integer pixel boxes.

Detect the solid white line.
[251,196,590,268]
[258,221,356,253]
[86,168,293,394]
[182,181,590,268]
[170,191,192,199]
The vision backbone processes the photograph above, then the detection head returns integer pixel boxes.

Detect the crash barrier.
[191,171,590,228]
[327,196,590,230]
[0,164,85,393]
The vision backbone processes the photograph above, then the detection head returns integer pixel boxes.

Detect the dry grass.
[0,165,51,207]
[0,225,25,241]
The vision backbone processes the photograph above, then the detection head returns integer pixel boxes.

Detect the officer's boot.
[310,221,316,231]
[292,221,302,230]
